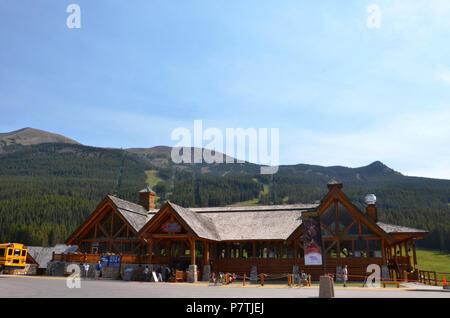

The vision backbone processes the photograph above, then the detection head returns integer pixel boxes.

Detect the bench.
[175,270,184,282]
[381,281,400,288]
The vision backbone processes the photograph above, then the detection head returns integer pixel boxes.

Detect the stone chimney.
[364,194,377,222]
[139,186,156,210]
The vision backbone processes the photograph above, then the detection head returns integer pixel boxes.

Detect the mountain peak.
[0,127,80,148]
[359,160,399,176]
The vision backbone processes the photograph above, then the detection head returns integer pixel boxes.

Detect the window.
[21,250,27,257]
[325,241,338,258]
[14,249,20,256]
[337,202,355,234]
[321,203,336,233]
[242,242,252,258]
[340,240,353,258]
[282,242,294,258]
[296,241,304,258]
[355,240,367,257]
[368,240,382,258]
[0,248,4,257]
[8,249,13,256]
[361,223,376,237]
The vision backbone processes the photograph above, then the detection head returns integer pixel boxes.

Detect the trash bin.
[123,267,134,281]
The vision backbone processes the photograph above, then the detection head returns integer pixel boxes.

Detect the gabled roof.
[138,202,318,241]
[168,202,220,241]
[315,185,395,242]
[107,195,157,232]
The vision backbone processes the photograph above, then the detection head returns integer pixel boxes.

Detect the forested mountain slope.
[0,128,448,251]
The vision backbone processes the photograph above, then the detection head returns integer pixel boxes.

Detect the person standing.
[95,260,102,280]
[343,265,348,287]
[143,265,150,282]
[83,261,90,280]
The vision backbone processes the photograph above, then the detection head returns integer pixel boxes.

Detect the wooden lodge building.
[63,180,427,281]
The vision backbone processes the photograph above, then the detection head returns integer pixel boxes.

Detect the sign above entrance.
[162,221,182,233]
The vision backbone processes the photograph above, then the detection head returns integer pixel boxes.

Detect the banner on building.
[302,211,323,265]
[100,255,121,267]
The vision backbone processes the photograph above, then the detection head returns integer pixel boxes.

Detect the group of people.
[141,265,172,282]
[82,260,103,279]
[209,272,237,285]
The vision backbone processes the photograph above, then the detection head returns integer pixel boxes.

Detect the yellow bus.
[0,243,27,271]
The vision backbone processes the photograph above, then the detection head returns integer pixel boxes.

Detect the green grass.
[227,198,259,207]
[416,249,450,283]
[145,170,164,188]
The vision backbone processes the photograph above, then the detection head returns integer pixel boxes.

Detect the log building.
[64,180,427,281]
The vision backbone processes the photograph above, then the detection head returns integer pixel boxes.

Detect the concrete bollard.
[319,275,335,298]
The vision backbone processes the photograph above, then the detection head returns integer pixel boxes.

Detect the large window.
[368,240,382,258]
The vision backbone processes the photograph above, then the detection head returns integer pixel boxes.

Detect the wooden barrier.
[382,281,400,288]
[175,270,184,282]
[419,270,438,286]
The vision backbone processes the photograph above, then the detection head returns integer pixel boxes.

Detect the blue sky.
[1,0,449,178]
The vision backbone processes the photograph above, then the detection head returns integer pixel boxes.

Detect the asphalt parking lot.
[0,275,449,298]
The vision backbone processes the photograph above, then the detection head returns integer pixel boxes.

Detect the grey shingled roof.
[177,203,317,241]
[205,210,304,240]
[108,195,158,232]
[168,202,221,241]
[377,222,428,234]
[28,244,78,268]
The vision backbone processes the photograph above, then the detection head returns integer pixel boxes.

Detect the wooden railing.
[52,253,171,265]
[214,257,384,280]
[419,270,438,286]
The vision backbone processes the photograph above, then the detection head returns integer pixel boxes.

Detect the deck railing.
[51,253,170,265]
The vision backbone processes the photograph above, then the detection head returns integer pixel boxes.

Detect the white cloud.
[283,108,450,179]
[436,65,450,86]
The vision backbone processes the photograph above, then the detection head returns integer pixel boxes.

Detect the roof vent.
[364,194,376,205]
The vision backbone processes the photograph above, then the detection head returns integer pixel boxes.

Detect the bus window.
[14,249,20,256]
[0,248,4,257]
[8,249,13,256]
[21,250,27,257]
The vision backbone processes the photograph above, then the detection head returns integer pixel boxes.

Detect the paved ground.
[1,275,449,298]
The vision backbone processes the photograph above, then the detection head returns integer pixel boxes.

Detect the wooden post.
[412,239,418,269]
[148,239,153,264]
[427,271,431,285]
[190,239,196,266]
[243,273,246,286]
[261,273,264,286]
[434,272,437,286]
[252,242,256,258]
[294,240,298,259]
[204,241,209,265]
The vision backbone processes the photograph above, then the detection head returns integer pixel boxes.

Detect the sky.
[0,0,449,179]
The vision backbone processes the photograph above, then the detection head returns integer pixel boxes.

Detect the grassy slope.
[145,169,164,188]
[416,249,450,283]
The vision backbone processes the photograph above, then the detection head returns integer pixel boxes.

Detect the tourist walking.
[95,260,102,280]
[343,265,348,287]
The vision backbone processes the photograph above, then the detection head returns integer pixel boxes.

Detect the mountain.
[0,128,448,252]
[0,127,80,152]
